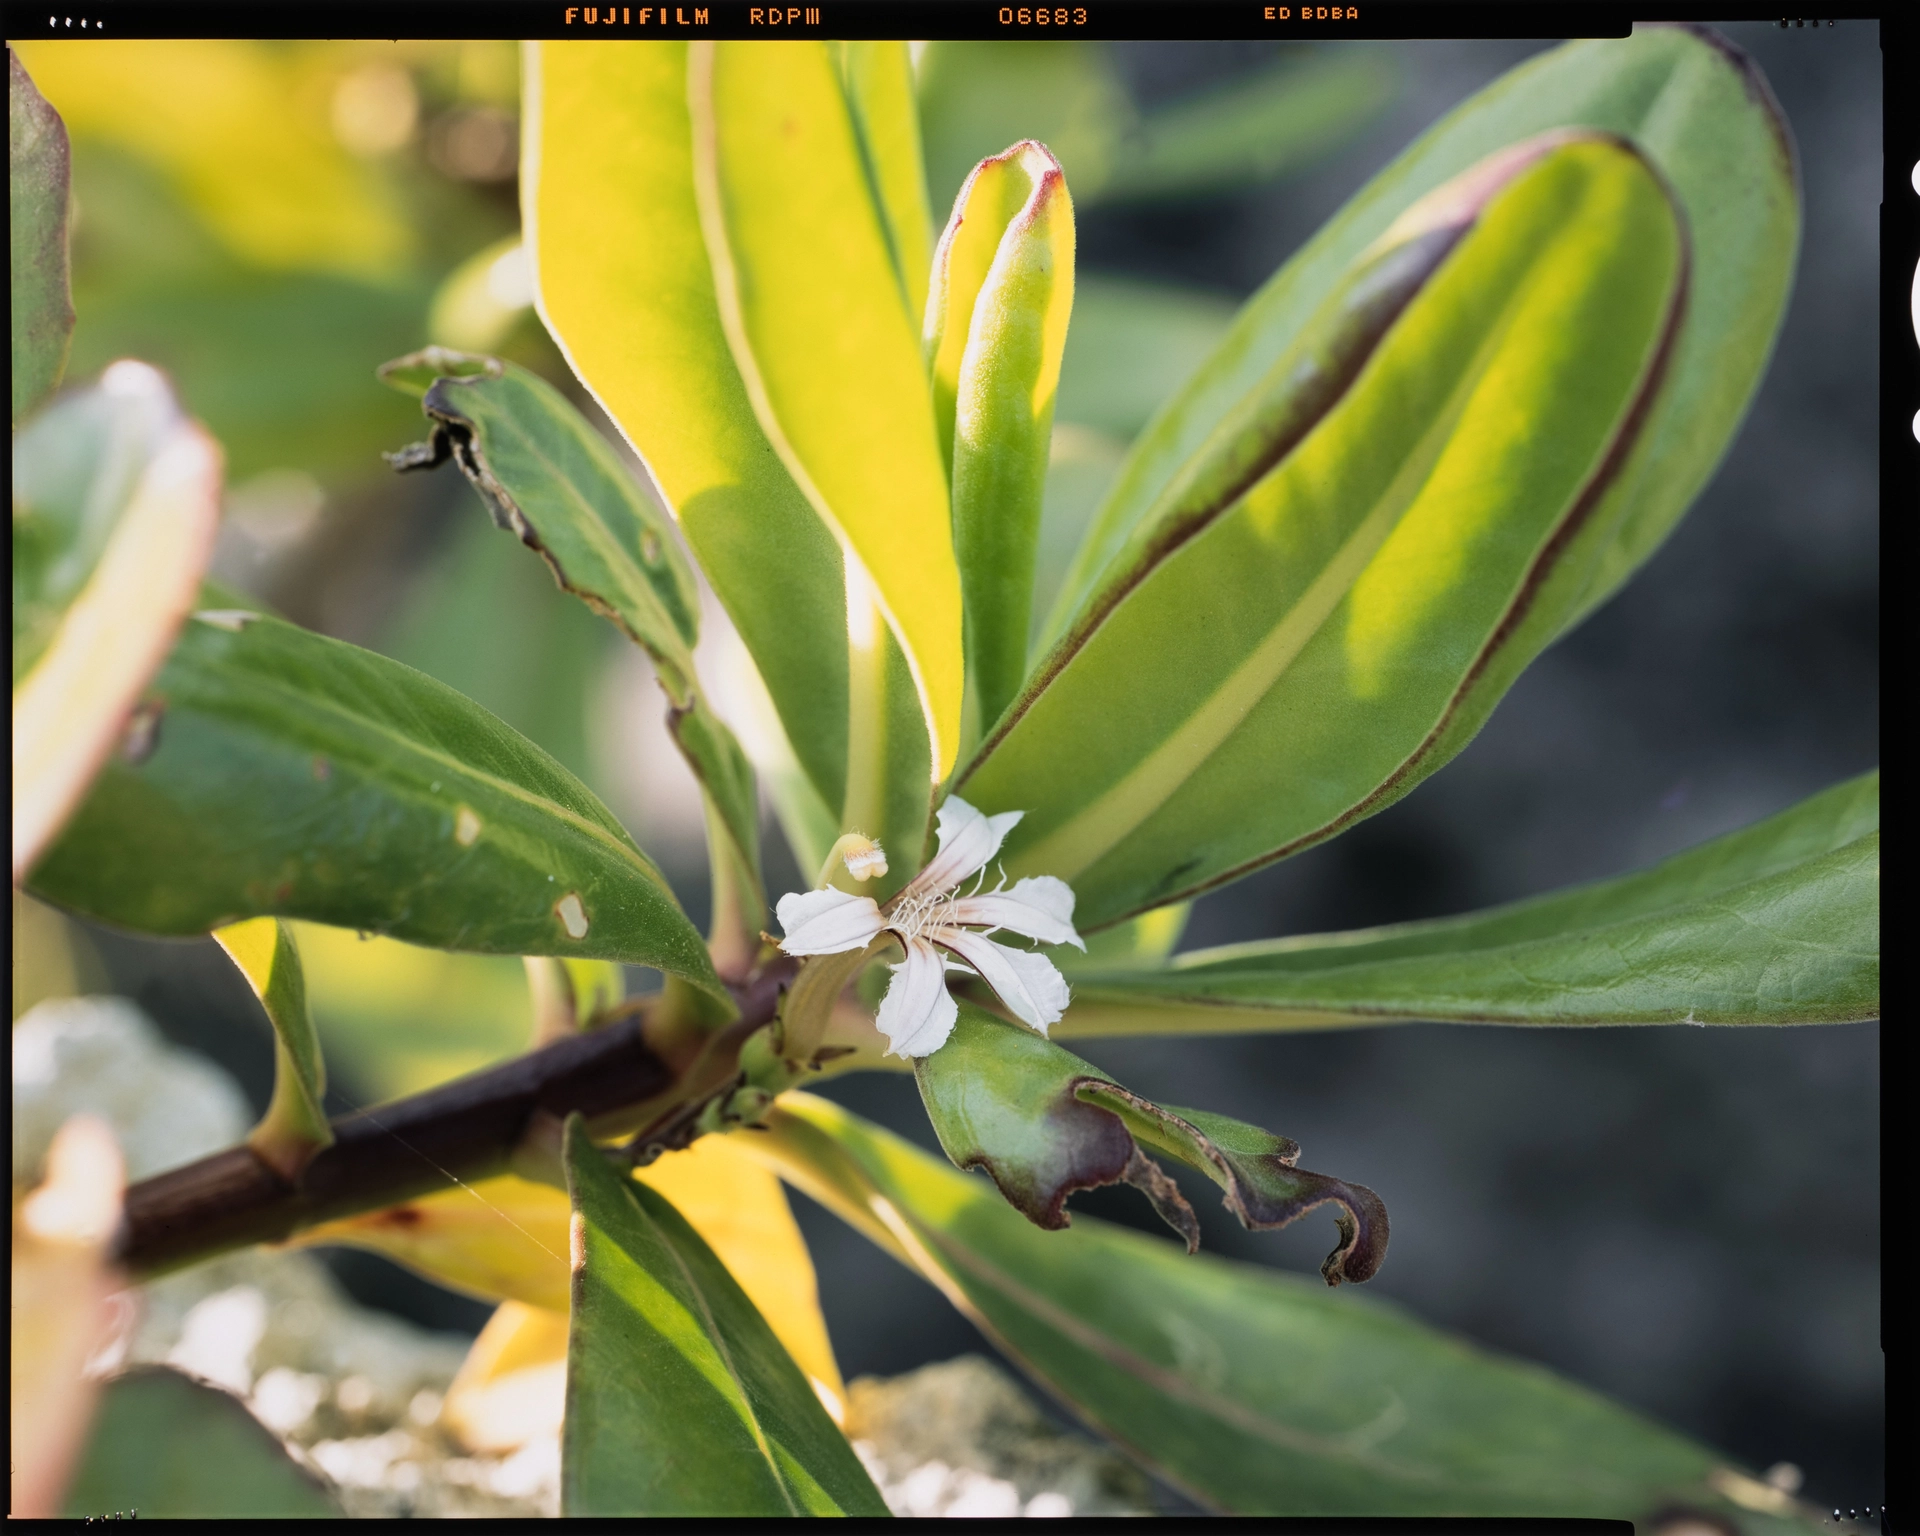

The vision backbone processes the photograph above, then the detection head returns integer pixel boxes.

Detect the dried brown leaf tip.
[1076,1082,1388,1284]
[917,1008,1387,1283]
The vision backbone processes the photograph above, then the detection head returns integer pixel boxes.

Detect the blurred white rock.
[10,994,551,1516]
[12,996,252,1183]
[847,1355,1154,1517]
[168,1285,269,1393]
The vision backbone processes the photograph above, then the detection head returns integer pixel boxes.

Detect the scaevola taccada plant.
[15,32,1875,1521]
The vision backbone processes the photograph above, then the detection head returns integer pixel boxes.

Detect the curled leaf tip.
[375,345,503,398]
[1121,1146,1199,1254]
[915,1014,1389,1277]
[1307,1174,1390,1286]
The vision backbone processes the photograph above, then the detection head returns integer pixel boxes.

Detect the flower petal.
[775,887,886,956]
[904,796,1024,901]
[946,875,1083,949]
[935,928,1071,1034]
[875,938,959,1058]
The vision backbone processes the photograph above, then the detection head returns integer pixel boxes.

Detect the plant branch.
[113,953,801,1280]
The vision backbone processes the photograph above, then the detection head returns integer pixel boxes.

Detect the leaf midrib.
[916,1217,1450,1484]
[191,639,670,896]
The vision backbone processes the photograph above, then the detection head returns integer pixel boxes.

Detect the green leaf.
[670,699,763,896]
[928,141,1076,739]
[27,609,727,1001]
[966,133,1690,929]
[525,40,851,823]
[10,48,74,423]
[561,1114,888,1516]
[61,1367,340,1517]
[1070,26,1796,645]
[380,348,762,893]
[690,39,964,781]
[756,1094,1821,1527]
[832,41,935,323]
[1099,47,1399,203]
[377,342,500,399]
[214,917,334,1179]
[1057,772,1879,1035]
[1054,278,1236,441]
[384,352,701,689]
[12,363,222,882]
[916,1006,1385,1282]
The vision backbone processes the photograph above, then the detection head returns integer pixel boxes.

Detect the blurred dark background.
[30,20,1880,1516]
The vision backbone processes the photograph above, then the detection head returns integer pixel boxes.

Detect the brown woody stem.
[113,956,799,1280]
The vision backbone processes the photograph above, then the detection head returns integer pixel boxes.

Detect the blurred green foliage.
[1054,276,1238,440]
[16,38,607,860]
[15,39,537,488]
[917,40,1396,214]
[63,1368,340,1517]
[380,512,608,787]
[292,921,533,1102]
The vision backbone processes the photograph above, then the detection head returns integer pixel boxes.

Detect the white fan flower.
[774,797,1083,1059]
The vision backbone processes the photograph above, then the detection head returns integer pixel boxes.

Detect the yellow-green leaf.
[1070,26,1796,649]
[290,1173,575,1314]
[966,135,1688,929]
[756,1094,1824,1526]
[635,1131,847,1419]
[214,917,333,1180]
[690,39,964,780]
[832,40,934,322]
[928,140,1076,738]
[443,1301,570,1454]
[523,40,850,821]
[13,363,222,883]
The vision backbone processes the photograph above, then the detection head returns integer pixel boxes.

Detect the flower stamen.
[775,797,1082,1059]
